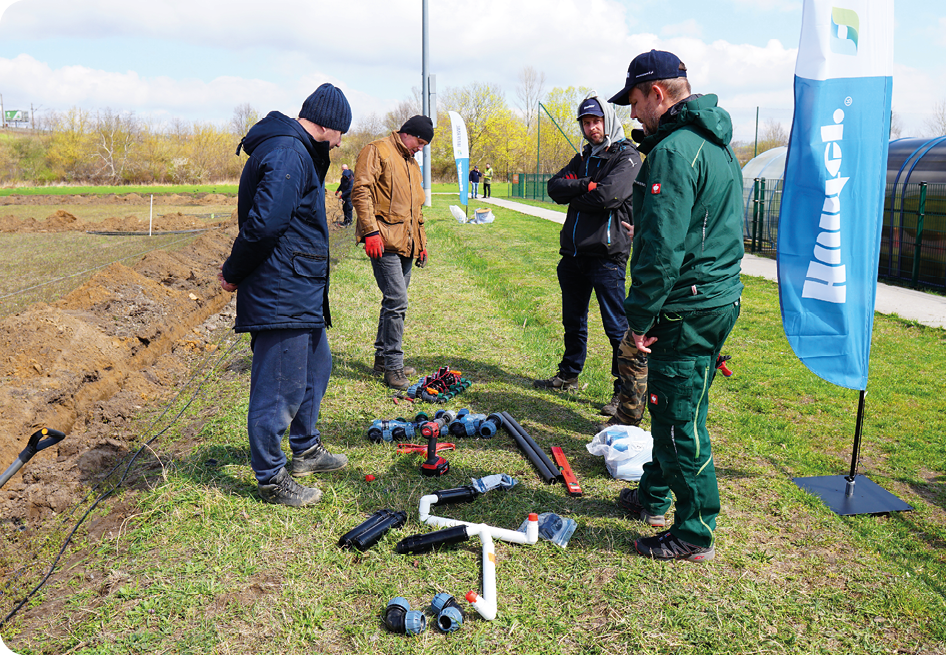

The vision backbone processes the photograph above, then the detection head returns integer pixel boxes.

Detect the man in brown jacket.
[352,115,433,389]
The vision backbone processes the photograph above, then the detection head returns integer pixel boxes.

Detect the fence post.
[911,181,928,287]
[758,179,767,253]
[751,178,762,253]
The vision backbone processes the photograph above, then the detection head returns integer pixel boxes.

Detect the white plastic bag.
[585,425,653,481]
[471,208,495,224]
[449,205,467,223]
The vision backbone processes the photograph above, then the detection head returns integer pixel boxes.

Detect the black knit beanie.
[299,83,352,133]
[399,115,434,143]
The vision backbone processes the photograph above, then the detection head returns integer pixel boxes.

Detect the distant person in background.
[352,115,433,390]
[469,165,481,198]
[219,83,352,507]
[608,49,743,562]
[534,92,642,419]
[335,163,354,226]
[482,163,494,198]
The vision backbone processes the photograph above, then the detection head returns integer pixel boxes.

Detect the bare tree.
[91,109,139,183]
[231,103,261,137]
[889,109,903,139]
[516,66,546,132]
[924,99,946,137]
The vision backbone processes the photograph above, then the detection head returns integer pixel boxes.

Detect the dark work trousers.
[637,299,740,548]
[247,328,332,484]
[556,254,628,392]
[371,252,413,371]
[341,196,353,225]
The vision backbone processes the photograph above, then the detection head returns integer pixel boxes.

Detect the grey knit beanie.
[299,83,352,133]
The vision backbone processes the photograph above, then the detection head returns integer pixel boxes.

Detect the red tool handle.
[551,447,582,497]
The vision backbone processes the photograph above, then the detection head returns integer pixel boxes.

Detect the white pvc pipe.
[416,493,539,620]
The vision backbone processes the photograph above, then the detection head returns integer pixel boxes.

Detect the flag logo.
[651,183,661,194]
[830,7,859,56]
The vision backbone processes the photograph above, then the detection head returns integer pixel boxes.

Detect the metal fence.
[744,178,946,291]
[508,173,554,203]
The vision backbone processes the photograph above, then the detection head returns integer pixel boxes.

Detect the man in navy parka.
[220,83,351,506]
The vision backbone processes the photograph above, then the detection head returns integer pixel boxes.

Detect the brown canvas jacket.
[352,132,427,258]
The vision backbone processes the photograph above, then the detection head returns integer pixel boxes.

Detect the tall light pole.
[422,0,432,207]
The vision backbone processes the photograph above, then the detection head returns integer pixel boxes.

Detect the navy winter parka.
[222,111,332,333]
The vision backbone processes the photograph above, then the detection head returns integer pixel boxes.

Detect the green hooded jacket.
[625,93,744,334]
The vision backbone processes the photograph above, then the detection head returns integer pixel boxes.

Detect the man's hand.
[621,220,634,240]
[218,265,237,293]
[365,233,385,259]
[416,249,428,268]
[587,181,597,192]
[563,172,577,180]
[631,332,658,354]
[335,191,341,198]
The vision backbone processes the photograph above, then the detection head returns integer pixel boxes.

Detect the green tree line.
[0,68,787,189]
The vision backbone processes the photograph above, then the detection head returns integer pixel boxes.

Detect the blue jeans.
[557,255,628,391]
[371,252,413,370]
[247,328,332,483]
[471,182,479,198]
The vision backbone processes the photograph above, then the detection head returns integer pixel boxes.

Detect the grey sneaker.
[290,441,349,477]
[601,392,621,416]
[258,468,322,506]
[373,356,416,377]
[616,488,666,527]
[635,530,715,562]
[533,373,580,391]
[384,368,410,390]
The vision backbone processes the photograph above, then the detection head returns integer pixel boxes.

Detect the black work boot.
[532,372,581,392]
[258,468,322,506]
[384,368,410,390]
[290,440,349,477]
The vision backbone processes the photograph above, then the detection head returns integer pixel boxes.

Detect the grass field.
[2,196,945,654]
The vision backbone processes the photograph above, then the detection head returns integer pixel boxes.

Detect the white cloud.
[661,19,703,39]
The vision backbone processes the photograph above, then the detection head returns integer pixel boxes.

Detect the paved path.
[476,196,946,330]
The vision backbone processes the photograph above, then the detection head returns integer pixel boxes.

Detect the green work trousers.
[637,299,740,548]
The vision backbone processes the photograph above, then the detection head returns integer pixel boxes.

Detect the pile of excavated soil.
[0,191,347,525]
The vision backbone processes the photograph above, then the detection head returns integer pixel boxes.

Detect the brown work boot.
[384,368,410,390]
[601,391,621,417]
[533,372,582,392]
[373,356,415,377]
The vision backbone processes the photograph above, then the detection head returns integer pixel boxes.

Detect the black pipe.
[434,485,480,504]
[338,509,406,550]
[498,411,560,484]
[395,525,469,554]
[350,510,407,551]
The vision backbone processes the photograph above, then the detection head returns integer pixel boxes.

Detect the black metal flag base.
[793,475,913,516]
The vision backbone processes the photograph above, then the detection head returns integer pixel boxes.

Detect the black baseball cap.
[608,50,688,106]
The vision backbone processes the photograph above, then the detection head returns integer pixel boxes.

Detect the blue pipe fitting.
[430,593,464,632]
[383,597,427,636]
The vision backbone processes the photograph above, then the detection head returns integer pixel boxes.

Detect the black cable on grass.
[0,326,247,629]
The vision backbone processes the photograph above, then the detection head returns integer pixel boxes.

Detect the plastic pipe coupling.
[430,593,464,632]
[383,597,426,636]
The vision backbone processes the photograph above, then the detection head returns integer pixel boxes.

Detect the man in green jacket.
[608,50,743,562]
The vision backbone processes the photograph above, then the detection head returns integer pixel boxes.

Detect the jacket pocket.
[646,358,696,424]
[291,250,328,279]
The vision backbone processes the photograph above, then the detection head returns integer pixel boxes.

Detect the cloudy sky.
[0,0,943,144]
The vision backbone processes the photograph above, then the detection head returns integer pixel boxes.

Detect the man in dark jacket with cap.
[533,91,642,419]
[607,50,743,562]
[353,115,434,390]
[219,83,352,507]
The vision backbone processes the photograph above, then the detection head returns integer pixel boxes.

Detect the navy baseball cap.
[608,50,688,106]
[577,97,605,119]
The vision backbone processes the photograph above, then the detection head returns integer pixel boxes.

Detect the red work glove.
[416,250,428,268]
[564,172,577,180]
[365,233,385,259]
[587,181,597,192]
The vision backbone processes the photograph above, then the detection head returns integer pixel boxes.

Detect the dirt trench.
[0,191,347,525]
